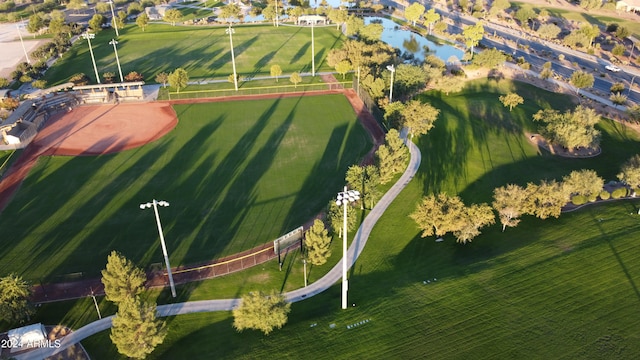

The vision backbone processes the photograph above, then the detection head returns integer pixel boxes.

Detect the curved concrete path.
[16,135,421,360]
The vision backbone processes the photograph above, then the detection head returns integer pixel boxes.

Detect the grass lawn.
[43,23,344,86]
[76,79,640,359]
[0,94,370,282]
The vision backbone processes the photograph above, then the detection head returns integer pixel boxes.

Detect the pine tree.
[0,274,34,324]
[101,251,146,304]
[304,219,332,266]
[110,296,167,359]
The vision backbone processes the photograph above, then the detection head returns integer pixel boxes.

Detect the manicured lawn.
[0,94,370,281]
[43,23,344,86]
[78,79,640,359]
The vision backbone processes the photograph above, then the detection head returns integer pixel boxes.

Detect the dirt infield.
[0,102,178,212]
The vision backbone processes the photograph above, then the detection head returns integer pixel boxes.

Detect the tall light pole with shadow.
[387,64,395,103]
[336,186,359,309]
[82,32,101,84]
[109,39,124,83]
[140,200,176,298]
[226,24,238,91]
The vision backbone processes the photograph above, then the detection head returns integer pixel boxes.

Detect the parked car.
[605,65,621,72]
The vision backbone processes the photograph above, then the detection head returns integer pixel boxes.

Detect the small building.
[297,15,327,26]
[146,5,171,20]
[7,323,47,353]
[616,0,640,12]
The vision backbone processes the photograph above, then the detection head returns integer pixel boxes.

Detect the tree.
[618,154,640,190]
[462,21,484,57]
[327,7,348,30]
[88,14,105,32]
[569,70,594,95]
[125,71,144,82]
[580,0,601,10]
[611,44,626,57]
[384,101,405,129]
[136,12,150,31]
[401,100,440,139]
[533,106,601,152]
[289,72,302,88]
[270,64,282,82]
[66,0,85,13]
[304,219,332,266]
[523,180,569,219]
[96,1,110,13]
[110,296,167,359]
[423,9,440,35]
[393,64,428,98]
[327,198,356,237]
[404,3,425,26]
[27,13,44,34]
[537,24,561,40]
[499,92,524,111]
[359,23,383,42]
[615,26,630,40]
[155,72,169,88]
[346,164,379,209]
[489,0,510,16]
[164,8,182,26]
[345,15,364,37]
[563,169,604,198]
[233,290,291,335]
[453,203,495,243]
[115,10,127,30]
[101,251,146,304]
[493,184,527,231]
[0,274,34,324]
[471,48,506,69]
[577,23,600,48]
[434,75,464,95]
[220,4,241,23]
[169,68,189,93]
[335,60,352,79]
[514,5,536,29]
[410,193,466,237]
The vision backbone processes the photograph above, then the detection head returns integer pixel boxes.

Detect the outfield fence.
[167,81,352,100]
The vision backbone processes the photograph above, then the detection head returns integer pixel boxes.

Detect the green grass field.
[43,23,344,86]
[0,94,370,281]
[72,79,640,359]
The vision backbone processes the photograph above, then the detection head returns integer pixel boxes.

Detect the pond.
[364,17,464,63]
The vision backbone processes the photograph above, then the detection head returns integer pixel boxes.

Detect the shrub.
[32,79,47,89]
[588,193,598,202]
[124,71,144,82]
[571,194,587,205]
[611,187,628,199]
[69,73,90,85]
[599,190,610,200]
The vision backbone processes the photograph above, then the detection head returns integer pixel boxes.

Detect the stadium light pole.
[226,24,238,91]
[89,288,101,319]
[274,0,279,27]
[386,64,395,103]
[311,20,315,77]
[108,0,119,37]
[16,21,30,64]
[82,32,101,84]
[336,186,359,309]
[109,39,124,83]
[140,200,176,298]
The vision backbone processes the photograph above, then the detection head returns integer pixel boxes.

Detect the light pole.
[108,0,119,37]
[89,288,101,319]
[140,200,176,298]
[628,75,636,96]
[311,20,315,77]
[109,39,124,83]
[274,0,279,27]
[16,21,30,64]
[336,186,359,309]
[82,32,101,84]
[303,259,307,287]
[226,24,238,91]
[386,64,395,103]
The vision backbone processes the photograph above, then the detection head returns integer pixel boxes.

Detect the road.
[14,132,422,360]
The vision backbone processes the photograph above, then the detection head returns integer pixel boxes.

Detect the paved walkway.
[15,130,422,360]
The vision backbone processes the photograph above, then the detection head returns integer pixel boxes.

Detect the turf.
[43,23,344,86]
[78,79,640,359]
[0,94,371,281]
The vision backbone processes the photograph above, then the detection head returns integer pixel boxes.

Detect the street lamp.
[140,200,176,298]
[109,39,124,83]
[226,24,238,92]
[108,0,119,37]
[89,288,101,319]
[16,21,30,64]
[628,75,637,96]
[336,186,360,309]
[82,32,101,84]
[311,20,315,77]
[386,64,395,103]
[274,0,279,27]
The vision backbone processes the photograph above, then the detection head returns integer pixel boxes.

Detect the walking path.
[15,129,421,360]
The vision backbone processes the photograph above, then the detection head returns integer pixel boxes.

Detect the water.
[365,17,463,62]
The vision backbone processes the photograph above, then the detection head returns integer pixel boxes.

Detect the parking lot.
[0,22,46,79]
